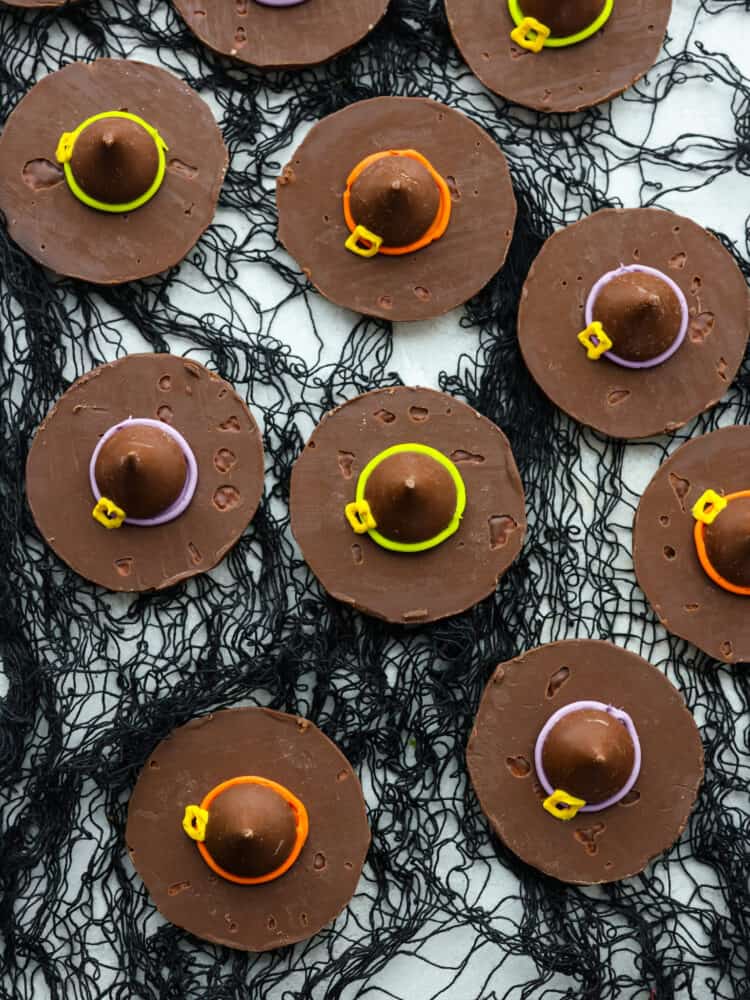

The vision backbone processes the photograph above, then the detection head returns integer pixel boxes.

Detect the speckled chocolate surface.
[173,0,389,69]
[289,386,526,623]
[445,0,671,113]
[634,425,750,663]
[0,59,227,283]
[277,97,516,322]
[467,640,704,884]
[518,208,749,439]
[126,708,370,951]
[26,353,264,592]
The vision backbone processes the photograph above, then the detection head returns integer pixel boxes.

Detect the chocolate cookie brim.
[126,708,370,952]
[634,425,750,663]
[445,0,671,113]
[518,208,749,439]
[467,640,703,884]
[25,353,264,592]
[173,0,389,69]
[276,97,517,322]
[0,59,227,284]
[289,386,526,624]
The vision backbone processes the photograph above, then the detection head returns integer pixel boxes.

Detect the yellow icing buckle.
[182,804,209,842]
[92,496,126,529]
[577,321,613,361]
[510,16,550,52]
[345,225,383,258]
[508,0,614,49]
[345,499,377,534]
[543,789,586,821]
[692,489,728,526]
[55,110,168,214]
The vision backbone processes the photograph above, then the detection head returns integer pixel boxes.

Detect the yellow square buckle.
[510,16,550,53]
[92,496,126,529]
[577,321,613,361]
[692,488,727,525]
[345,225,383,258]
[542,788,586,821]
[345,499,377,534]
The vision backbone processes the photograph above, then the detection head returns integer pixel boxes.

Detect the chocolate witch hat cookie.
[446,0,671,113]
[634,425,750,663]
[26,353,264,592]
[277,97,517,321]
[127,708,370,951]
[467,640,703,884]
[173,0,389,69]
[290,386,526,623]
[0,59,227,283]
[518,208,749,439]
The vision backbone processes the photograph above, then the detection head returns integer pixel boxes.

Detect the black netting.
[1,1,749,998]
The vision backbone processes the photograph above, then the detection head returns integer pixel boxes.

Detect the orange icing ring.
[342,149,452,256]
[196,775,309,885]
[693,489,750,596]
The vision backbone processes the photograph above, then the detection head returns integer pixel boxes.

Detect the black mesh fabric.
[1,1,750,997]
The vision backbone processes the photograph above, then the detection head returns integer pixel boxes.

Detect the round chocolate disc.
[126,708,370,951]
[277,97,517,322]
[26,353,264,592]
[290,386,526,624]
[633,426,750,662]
[445,0,671,113]
[467,640,704,884]
[518,208,749,439]
[172,0,389,69]
[0,59,227,284]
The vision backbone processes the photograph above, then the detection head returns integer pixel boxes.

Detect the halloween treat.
[26,353,264,591]
[634,425,750,662]
[289,386,526,623]
[446,0,672,113]
[518,208,749,438]
[0,59,227,283]
[173,0,389,69]
[467,640,703,883]
[127,708,370,951]
[277,97,516,321]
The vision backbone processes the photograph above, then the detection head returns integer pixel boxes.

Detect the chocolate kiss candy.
[348,156,440,248]
[364,450,457,545]
[704,496,750,589]
[203,783,299,879]
[94,423,186,519]
[592,270,682,363]
[541,708,635,803]
[70,116,160,205]
[521,0,606,36]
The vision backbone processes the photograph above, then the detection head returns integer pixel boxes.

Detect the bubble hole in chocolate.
[520,0,606,37]
[203,782,300,880]
[348,154,441,248]
[69,116,161,206]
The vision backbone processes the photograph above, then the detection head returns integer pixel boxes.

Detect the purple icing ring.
[584,264,689,369]
[534,699,641,813]
[254,0,307,6]
[89,417,198,527]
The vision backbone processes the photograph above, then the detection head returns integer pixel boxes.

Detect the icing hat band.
[692,488,750,596]
[344,442,466,553]
[56,111,168,214]
[579,263,689,368]
[534,700,641,816]
[89,417,198,528]
[343,149,452,258]
[508,0,613,52]
[182,775,309,886]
